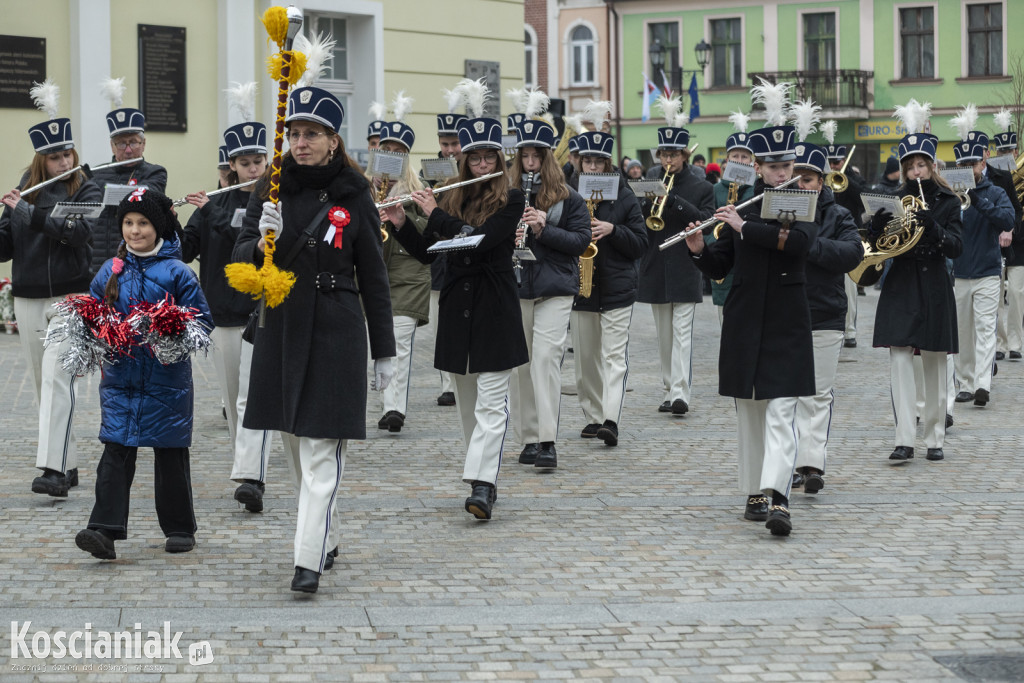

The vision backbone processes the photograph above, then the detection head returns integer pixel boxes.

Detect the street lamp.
[648,39,712,93]
[694,39,712,71]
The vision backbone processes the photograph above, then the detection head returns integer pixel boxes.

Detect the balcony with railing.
[747,70,872,117]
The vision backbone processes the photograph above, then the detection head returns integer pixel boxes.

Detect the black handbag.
[241,203,333,343]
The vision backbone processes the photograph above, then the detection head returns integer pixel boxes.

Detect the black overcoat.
[872,180,962,352]
[394,189,529,374]
[233,160,396,440]
[805,189,864,332]
[637,167,715,304]
[689,180,817,399]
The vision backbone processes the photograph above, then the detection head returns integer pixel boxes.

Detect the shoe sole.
[519,455,537,464]
[75,530,116,560]
[290,583,318,593]
[165,541,195,553]
[926,453,944,461]
[32,481,68,497]
[534,459,556,469]
[234,488,264,513]
[596,428,617,446]
[465,501,492,520]
[657,405,672,413]
[804,476,824,494]
[766,515,792,536]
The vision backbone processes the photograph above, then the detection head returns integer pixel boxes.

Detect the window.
[569,25,595,86]
[648,22,679,90]
[967,3,1002,76]
[803,12,835,71]
[305,16,352,145]
[525,28,536,89]
[709,18,741,87]
[899,6,935,79]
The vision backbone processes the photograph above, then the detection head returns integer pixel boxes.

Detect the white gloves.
[372,357,394,392]
[258,201,282,238]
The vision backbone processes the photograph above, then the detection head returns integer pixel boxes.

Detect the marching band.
[4,6,1024,593]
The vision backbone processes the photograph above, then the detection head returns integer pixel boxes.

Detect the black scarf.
[278,154,369,201]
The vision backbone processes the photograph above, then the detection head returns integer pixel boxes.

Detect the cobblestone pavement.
[2,290,1024,682]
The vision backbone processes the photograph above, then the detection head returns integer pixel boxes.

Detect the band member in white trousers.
[997,266,1024,356]
[454,370,512,484]
[227,338,272,501]
[954,277,1001,403]
[512,298,572,457]
[893,348,947,450]
[651,303,696,410]
[571,304,634,439]
[280,434,344,574]
[915,354,956,427]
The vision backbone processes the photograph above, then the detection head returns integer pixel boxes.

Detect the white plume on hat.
[391,90,414,123]
[893,99,932,135]
[994,107,1013,133]
[456,78,489,119]
[524,89,550,119]
[442,85,465,114]
[368,101,388,122]
[564,113,584,136]
[949,103,978,142]
[728,110,751,134]
[100,77,126,109]
[225,81,257,122]
[821,120,837,145]
[790,99,821,143]
[295,32,336,88]
[30,78,60,119]
[751,78,791,127]
[505,87,528,113]
[581,100,612,131]
[655,95,682,126]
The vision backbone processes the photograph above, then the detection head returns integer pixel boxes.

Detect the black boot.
[465,481,496,520]
[234,480,265,513]
[383,411,405,432]
[75,528,116,560]
[291,566,320,593]
[518,443,540,464]
[534,442,557,469]
[32,468,69,497]
[596,420,619,446]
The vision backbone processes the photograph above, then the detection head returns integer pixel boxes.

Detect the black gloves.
[868,207,892,239]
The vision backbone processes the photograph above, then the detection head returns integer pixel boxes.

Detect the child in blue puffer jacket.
[75,188,213,560]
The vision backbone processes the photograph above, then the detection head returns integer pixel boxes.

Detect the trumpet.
[579,193,600,297]
[172,179,260,207]
[659,176,801,251]
[375,174,391,243]
[825,144,856,194]
[953,186,971,211]
[375,171,505,210]
[645,170,675,231]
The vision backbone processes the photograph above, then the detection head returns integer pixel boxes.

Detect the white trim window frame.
[566,20,598,87]
[303,12,354,146]
[894,2,938,80]
[705,14,745,88]
[525,24,538,89]
[961,0,1006,77]
[797,8,838,72]
[643,18,682,93]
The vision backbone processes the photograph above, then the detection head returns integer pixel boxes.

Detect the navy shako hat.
[28,118,74,154]
[576,131,614,158]
[287,87,345,133]
[380,121,416,151]
[994,131,1018,151]
[953,131,989,164]
[824,144,847,160]
[457,117,503,153]
[218,145,230,169]
[893,99,936,161]
[223,122,268,157]
[794,142,828,175]
[515,120,556,148]
[367,119,385,140]
[657,126,690,150]
[107,108,146,137]
[507,112,526,132]
[726,131,752,153]
[568,135,579,153]
[437,113,467,136]
[748,125,797,162]
[897,133,938,161]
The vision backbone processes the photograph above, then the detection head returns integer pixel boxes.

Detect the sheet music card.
[759,189,818,222]
[627,179,667,199]
[939,167,976,190]
[987,154,1015,172]
[721,161,757,187]
[861,193,905,218]
[421,158,459,181]
[367,149,408,178]
[102,184,147,206]
[426,233,485,253]
[577,173,620,202]
[51,202,104,219]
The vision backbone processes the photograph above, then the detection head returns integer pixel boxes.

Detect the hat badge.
[666,130,674,139]
[524,122,533,133]
[908,135,917,145]
[445,115,453,124]
[243,125,254,137]
[772,130,784,143]
[116,111,126,122]
[473,121,485,134]
[48,122,59,135]
[299,90,312,104]
[738,133,746,141]
[392,123,400,132]
[968,132,976,140]
[796,144,805,156]
[963,143,969,151]
[594,133,602,143]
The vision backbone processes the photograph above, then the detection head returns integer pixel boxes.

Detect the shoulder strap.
[547,199,564,226]
[277,202,333,270]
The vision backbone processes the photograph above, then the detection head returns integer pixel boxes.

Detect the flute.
[18,158,141,196]
[659,176,801,251]
[376,171,505,210]
[172,179,260,206]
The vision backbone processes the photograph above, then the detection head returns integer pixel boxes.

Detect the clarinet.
[514,172,536,286]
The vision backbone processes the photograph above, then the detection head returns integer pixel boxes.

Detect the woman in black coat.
[384,112,527,522]
[871,146,962,464]
[233,87,396,594]
[570,131,647,448]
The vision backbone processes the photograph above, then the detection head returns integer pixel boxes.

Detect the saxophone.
[376,174,391,243]
[579,191,600,297]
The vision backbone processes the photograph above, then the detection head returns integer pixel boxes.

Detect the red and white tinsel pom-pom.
[127,294,212,365]
[44,295,132,375]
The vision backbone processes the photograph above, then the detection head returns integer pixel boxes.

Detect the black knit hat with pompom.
[116,187,176,241]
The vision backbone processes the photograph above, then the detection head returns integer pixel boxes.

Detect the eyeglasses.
[114,140,144,151]
[659,150,683,159]
[287,130,328,143]
[466,152,499,165]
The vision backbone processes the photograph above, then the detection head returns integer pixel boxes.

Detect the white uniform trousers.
[651,302,696,404]
[229,339,273,482]
[997,266,1024,353]
[954,276,1000,393]
[453,369,512,485]
[716,305,724,328]
[429,290,454,394]
[570,306,633,426]
[211,325,244,441]
[795,330,844,474]
[844,276,858,340]
[280,433,345,573]
[510,296,572,444]
[914,354,956,416]
[14,296,80,472]
[892,347,946,449]
[381,315,418,416]
[735,396,798,496]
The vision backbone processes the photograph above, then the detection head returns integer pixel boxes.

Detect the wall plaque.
[0,35,46,109]
[138,24,187,132]
[464,60,501,119]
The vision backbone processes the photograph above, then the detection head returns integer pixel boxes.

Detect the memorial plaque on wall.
[138,24,186,132]
[464,60,500,119]
[0,35,46,109]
